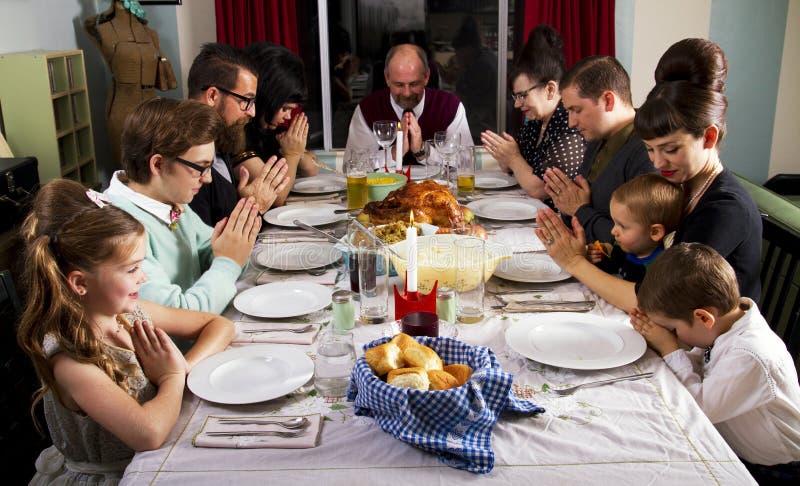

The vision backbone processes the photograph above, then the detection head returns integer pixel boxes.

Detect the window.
[296,1,525,151]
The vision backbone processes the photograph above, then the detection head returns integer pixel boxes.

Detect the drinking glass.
[400,311,439,337]
[418,139,438,179]
[358,237,390,323]
[314,329,356,398]
[455,237,485,323]
[434,131,460,185]
[457,145,476,195]
[345,150,368,210]
[346,220,374,295]
[373,120,397,172]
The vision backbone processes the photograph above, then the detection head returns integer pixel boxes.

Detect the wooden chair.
[0,270,51,480]
[760,217,800,361]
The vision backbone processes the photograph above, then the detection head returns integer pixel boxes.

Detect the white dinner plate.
[234,281,333,318]
[467,197,548,221]
[409,165,428,180]
[263,203,347,227]
[188,345,314,404]
[291,174,347,194]
[474,170,518,189]
[505,313,646,370]
[494,253,571,283]
[253,242,342,270]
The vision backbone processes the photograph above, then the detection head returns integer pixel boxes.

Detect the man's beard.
[216,120,247,155]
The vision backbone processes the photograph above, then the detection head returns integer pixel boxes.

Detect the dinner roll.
[443,364,473,386]
[427,370,460,390]
[402,345,443,371]
[390,332,420,352]
[387,367,429,390]
[365,342,403,376]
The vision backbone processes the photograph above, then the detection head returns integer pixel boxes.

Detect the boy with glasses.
[105,98,260,314]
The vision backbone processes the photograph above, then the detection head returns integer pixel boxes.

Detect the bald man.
[345,44,473,169]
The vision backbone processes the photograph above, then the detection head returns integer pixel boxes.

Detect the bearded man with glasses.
[186,43,290,226]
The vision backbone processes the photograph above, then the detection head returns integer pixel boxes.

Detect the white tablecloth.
[121,211,755,485]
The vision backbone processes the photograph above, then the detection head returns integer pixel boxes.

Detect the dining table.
[120,170,755,485]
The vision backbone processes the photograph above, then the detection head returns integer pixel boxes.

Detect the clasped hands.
[543,167,591,216]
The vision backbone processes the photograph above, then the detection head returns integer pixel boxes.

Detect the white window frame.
[317,0,509,151]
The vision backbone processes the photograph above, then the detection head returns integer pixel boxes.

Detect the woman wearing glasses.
[481,25,585,201]
[105,98,261,315]
[243,42,319,207]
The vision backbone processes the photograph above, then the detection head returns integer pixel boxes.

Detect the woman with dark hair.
[481,24,585,201]
[243,42,318,206]
[633,38,761,302]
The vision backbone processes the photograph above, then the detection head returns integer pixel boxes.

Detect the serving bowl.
[367,172,407,202]
[388,234,511,293]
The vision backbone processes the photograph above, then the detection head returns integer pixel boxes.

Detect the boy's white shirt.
[663,298,800,465]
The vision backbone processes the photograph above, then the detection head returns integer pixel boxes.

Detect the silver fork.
[241,325,315,334]
[204,429,307,438]
[551,372,653,396]
[215,417,310,429]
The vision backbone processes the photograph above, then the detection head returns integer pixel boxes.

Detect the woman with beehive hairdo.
[634,38,761,302]
[480,24,585,202]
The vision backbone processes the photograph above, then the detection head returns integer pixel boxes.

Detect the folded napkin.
[489,227,545,253]
[255,268,338,286]
[497,291,595,313]
[193,414,322,449]
[233,321,321,345]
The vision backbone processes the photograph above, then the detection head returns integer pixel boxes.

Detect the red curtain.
[522,0,615,67]
[215,0,299,55]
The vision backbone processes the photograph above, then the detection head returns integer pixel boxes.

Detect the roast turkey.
[362,180,465,228]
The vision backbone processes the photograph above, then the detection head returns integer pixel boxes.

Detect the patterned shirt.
[517,101,585,178]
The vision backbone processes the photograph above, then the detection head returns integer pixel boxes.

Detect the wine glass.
[373,120,398,172]
[434,131,460,185]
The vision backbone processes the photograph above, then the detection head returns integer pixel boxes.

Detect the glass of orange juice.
[457,145,476,195]
[345,149,368,210]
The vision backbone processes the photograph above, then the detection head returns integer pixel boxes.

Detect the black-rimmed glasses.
[510,82,546,102]
[174,157,212,178]
[202,85,256,112]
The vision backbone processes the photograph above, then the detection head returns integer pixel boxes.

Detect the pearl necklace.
[685,162,721,209]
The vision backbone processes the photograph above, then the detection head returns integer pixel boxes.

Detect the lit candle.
[406,211,417,293]
[395,121,403,173]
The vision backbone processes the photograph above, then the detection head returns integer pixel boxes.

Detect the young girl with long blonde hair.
[19,179,233,484]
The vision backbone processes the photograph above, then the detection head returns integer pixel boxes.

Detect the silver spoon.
[215,416,310,429]
[205,429,307,438]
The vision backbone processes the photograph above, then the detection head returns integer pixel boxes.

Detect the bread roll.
[387,367,429,390]
[365,342,403,376]
[443,364,473,386]
[427,370,460,390]
[390,332,419,352]
[402,345,443,371]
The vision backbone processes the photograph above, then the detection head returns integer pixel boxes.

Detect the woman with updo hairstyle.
[481,24,585,201]
[243,42,318,207]
[634,38,761,302]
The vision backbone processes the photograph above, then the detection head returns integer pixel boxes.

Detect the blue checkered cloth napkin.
[346,336,544,474]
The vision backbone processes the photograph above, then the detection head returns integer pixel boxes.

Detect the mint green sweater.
[106,195,242,314]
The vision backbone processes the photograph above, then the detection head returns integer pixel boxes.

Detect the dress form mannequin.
[85,1,174,164]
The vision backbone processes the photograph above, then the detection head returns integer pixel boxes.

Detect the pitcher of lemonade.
[345,150,368,209]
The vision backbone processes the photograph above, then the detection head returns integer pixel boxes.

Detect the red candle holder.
[396,166,411,180]
[393,274,438,321]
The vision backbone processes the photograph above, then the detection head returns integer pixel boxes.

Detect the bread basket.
[347,336,544,474]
